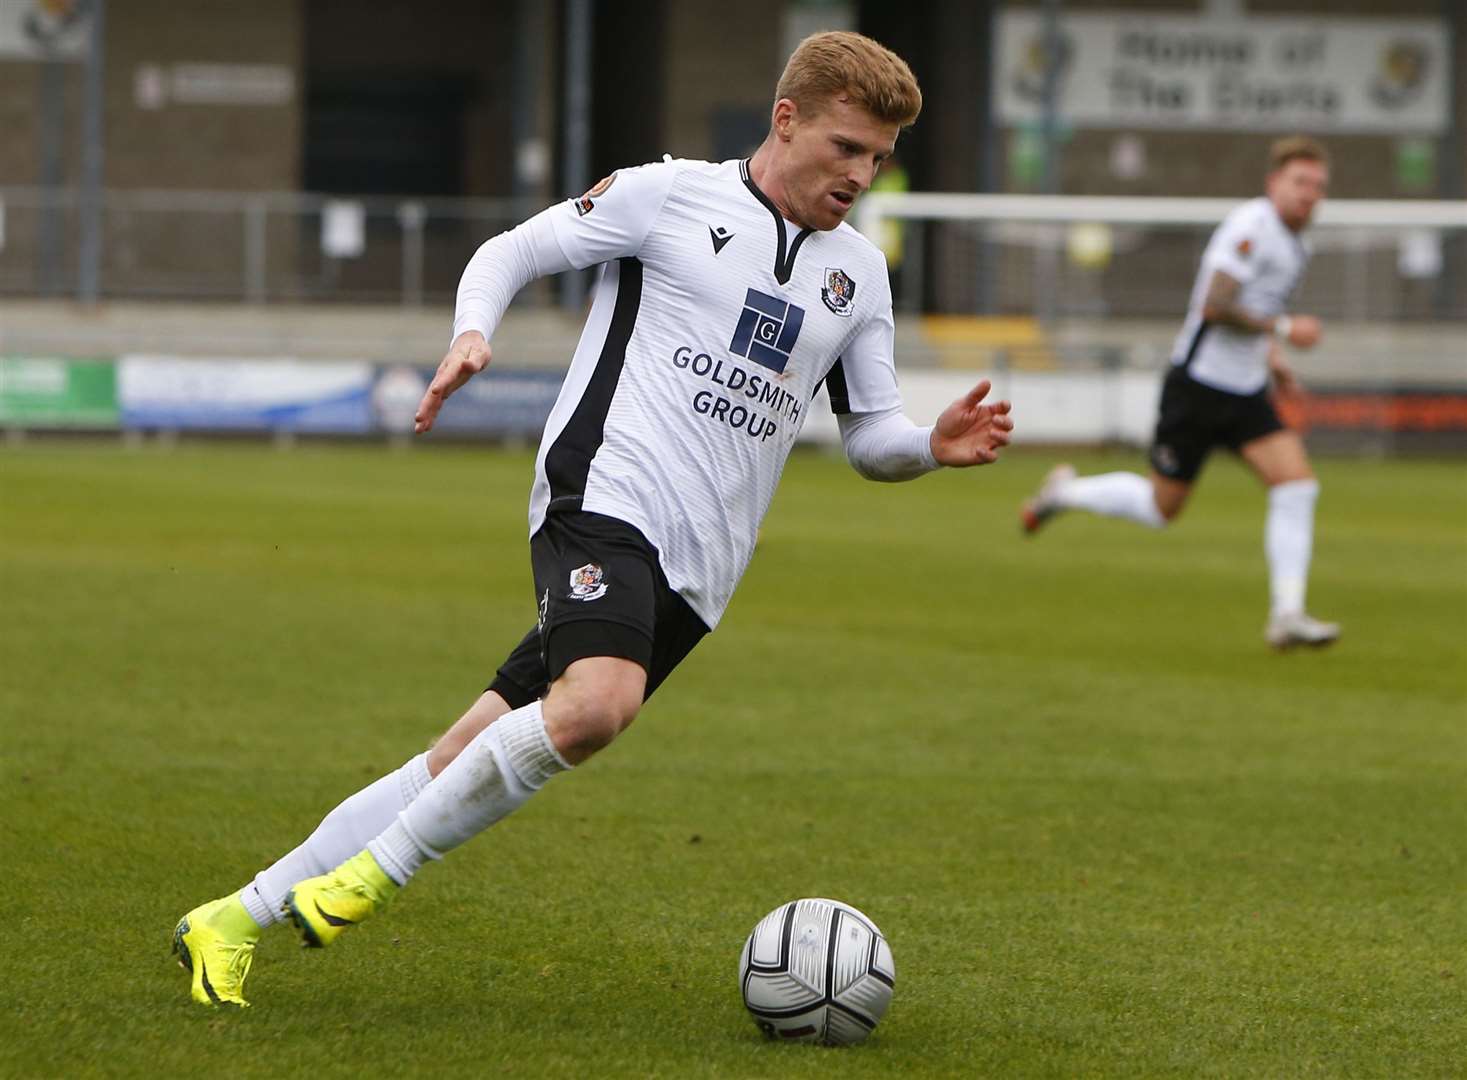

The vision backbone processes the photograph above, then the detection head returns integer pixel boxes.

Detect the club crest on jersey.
[574,173,617,216]
[568,563,608,602]
[821,267,856,317]
[730,288,805,373]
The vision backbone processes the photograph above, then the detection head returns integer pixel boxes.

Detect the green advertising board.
[0,357,118,427]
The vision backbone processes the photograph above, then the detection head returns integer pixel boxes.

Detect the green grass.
[1,440,1464,1078]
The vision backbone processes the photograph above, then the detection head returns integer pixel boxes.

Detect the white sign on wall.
[0,0,90,60]
[994,11,1450,134]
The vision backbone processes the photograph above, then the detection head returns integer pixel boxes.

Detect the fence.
[0,187,549,306]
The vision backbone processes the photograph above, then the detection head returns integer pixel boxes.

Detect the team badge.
[821,267,856,317]
[574,173,617,216]
[568,563,608,602]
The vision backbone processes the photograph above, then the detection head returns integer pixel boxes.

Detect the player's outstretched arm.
[928,379,1013,467]
[415,330,491,434]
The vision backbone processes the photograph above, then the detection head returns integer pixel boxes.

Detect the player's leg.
[1022,369,1206,533]
[285,511,681,948]
[171,637,539,1006]
[1239,428,1339,648]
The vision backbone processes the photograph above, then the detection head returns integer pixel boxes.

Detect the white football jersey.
[535,158,901,627]
[1169,196,1311,395]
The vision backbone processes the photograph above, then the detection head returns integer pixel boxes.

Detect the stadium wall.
[5,354,1465,454]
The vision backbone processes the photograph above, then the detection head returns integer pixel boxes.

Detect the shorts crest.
[568,563,608,602]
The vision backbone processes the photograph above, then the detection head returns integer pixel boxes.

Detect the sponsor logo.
[709,225,734,254]
[1236,238,1252,258]
[568,563,608,602]
[574,173,617,216]
[821,267,857,316]
[729,288,805,374]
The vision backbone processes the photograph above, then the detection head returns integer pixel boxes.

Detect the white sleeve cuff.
[836,407,939,482]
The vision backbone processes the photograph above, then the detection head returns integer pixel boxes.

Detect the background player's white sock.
[1053,472,1165,528]
[368,701,569,886]
[1266,479,1319,616]
[238,752,432,928]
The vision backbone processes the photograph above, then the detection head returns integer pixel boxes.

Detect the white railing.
[854,192,1467,326]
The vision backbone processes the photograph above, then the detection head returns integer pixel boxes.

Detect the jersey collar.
[740,159,812,286]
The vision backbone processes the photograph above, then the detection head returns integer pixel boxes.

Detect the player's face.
[777,96,900,231]
[1267,158,1329,231]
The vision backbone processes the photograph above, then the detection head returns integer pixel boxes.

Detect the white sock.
[368,701,569,886]
[1052,471,1165,528]
[1266,478,1319,617]
[239,751,433,928]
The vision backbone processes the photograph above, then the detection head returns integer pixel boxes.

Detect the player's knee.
[543,664,645,761]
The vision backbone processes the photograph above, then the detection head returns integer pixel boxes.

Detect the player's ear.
[772,98,797,141]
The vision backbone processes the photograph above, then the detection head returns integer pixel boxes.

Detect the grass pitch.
[1,440,1463,1078]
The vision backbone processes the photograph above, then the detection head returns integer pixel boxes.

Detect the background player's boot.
[285,849,398,948]
[1020,463,1077,534]
[1265,611,1341,650]
[172,893,260,1007]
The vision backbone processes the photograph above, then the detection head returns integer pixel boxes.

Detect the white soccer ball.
[738,897,895,1046]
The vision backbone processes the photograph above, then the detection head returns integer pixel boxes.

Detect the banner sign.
[994,11,1450,134]
[0,356,118,427]
[373,366,563,439]
[1277,386,1467,452]
[118,357,374,433]
[0,0,90,60]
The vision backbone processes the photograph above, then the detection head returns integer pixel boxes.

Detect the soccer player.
[1020,136,1339,650]
[173,31,1014,1008]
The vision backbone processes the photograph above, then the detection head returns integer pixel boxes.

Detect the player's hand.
[1286,314,1322,349]
[1269,347,1304,401]
[416,331,491,434]
[929,379,1013,467]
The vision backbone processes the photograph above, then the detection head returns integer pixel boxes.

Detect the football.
[738,897,895,1046]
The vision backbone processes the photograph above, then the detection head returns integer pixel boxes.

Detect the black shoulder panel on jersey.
[544,257,644,506]
[741,159,812,286]
[823,357,851,414]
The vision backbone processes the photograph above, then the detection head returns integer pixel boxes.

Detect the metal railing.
[0,187,550,306]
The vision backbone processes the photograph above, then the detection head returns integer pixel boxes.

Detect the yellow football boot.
[171,893,260,1007]
[285,849,397,948]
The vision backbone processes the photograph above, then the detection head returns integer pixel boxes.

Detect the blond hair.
[1269,135,1329,173]
[775,31,922,127]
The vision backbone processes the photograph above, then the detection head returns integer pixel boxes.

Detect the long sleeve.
[451,209,573,344]
[836,406,938,482]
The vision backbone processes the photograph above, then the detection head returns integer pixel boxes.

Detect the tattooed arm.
[1201,270,1321,347]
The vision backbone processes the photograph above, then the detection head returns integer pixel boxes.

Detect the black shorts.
[487,510,710,709]
[1149,366,1285,483]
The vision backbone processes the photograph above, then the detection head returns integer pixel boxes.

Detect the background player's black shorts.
[1149,366,1285,483]
[487,509,710,709]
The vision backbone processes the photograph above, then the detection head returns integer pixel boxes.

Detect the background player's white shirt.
[535,158,900,628]
[1169,196,1311,395]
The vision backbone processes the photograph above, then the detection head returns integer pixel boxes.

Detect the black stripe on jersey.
[544,257,644,508]
[740,159,812,286]
[823,357,851,414]
[1179,320,1211,371]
